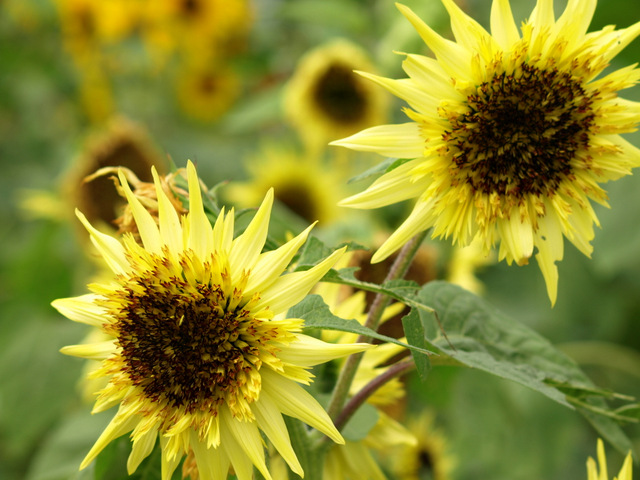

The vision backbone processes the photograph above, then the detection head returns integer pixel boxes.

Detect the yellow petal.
[261,369,343,444]
[490,0,520,49]
[442,0,493,51]
[51,294,108,327]
[339,159,427,209]
[152,167,183,258]
[160,435,183,480]
[118,170,162,254]
[356,72,441,115]
[372,197,436,263]
[76,210,128,275]
[186,160,214,260]
[277,334,371,367]
[218,412,270,480]
[229,189,273,282]
[243,222,315,298]
[253,247,346,314]
[396,3,471,81]
[252,394,304,477]
[81,410,139,470]
[189,430,230,480]
[127,427,157,474]
[60,341,115,360]
[331,123,425,159]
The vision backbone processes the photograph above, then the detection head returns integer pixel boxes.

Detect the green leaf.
[347,157,397,184]
[295,237,366,269]
[347,158,414,185]
[401,308,431,381]
[288,295,436,358]
[419,281,635,455]
[322,268,435,318]
[340,403,379,442]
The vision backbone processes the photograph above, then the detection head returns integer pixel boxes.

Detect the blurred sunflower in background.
[390,410,456,480]
[333,0,640,304]
[174,58,242,123]
[62,117,166,235]
[284,38,390,155]
[225,142,350,226]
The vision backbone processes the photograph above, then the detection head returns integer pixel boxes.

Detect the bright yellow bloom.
[587,439,633,480]
[332,0,640,304]
[285,38,390,153]
[53,161,370,480]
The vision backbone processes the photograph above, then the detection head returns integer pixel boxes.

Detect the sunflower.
[587,439,633,480]
[284,38,390,153]
[141,0,251,66]
[390,410,455,480]
[53,161,371,479]
[63,116,165,234]
[332,0,640,304]
[225,143,348,225]
[174,58,241,122]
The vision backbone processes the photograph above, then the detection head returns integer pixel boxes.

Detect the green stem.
[324,230,429,423]
[334,358,416,432]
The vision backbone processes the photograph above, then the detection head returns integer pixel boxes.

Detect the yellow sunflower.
[141,0,251,66]
[390,410,455,480]
[332,0,640,304]
[174,58,241,122]
[284,38,390,153]
[53,161,371,479]
[587,439,633,480]
[225,143,348,225]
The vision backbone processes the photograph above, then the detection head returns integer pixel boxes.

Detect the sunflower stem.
[334,358,416,432]
[324,230,429,423]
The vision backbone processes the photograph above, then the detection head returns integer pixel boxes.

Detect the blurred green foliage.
[1,0,640,479]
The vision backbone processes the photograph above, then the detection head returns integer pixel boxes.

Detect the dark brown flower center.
[113,271,259,412]
[313,64,367,124]
[276,183,318,223]
[443,63,596,197]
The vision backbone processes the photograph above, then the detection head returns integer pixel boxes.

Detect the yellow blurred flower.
[141,0,252,67]
[323,413,416,480]
[333,0,640,305]
[587,439,633,480]
[62,117,165,234]
[390,410,455,480]
[285,38,389,153]
[174,59,241,122]
[226,143,349,225]
[446,240,495,295]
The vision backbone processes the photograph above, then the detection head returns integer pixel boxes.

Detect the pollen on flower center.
[106,254,268,415]
[444,62,596,197]
[314,64,367,123]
